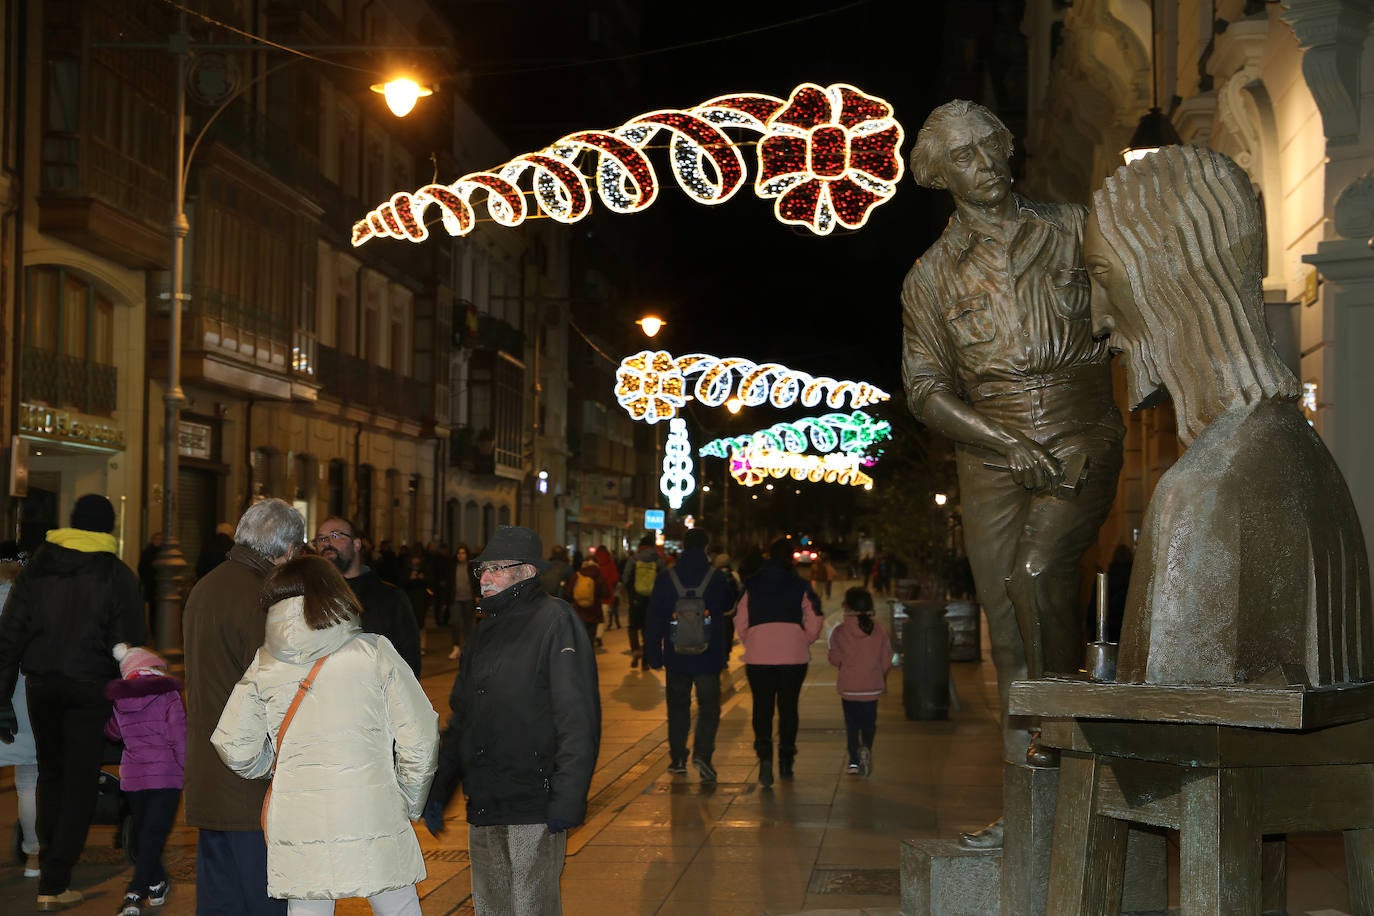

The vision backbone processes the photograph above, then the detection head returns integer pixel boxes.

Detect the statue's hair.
[909,100,1013,189]
[1091,145,1298,441]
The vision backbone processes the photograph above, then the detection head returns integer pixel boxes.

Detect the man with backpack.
[620,535,662,669]
[643,529,734,782]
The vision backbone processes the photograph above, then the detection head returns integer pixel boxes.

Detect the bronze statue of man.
[1086,144,1372,686]
[901,101,1124,846]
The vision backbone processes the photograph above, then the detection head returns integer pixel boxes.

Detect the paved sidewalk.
[0,580,1357,914]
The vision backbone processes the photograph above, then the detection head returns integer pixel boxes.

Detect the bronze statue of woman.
[1084,145,1371,686]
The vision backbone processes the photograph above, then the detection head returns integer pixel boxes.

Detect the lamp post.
[150,18,434,652]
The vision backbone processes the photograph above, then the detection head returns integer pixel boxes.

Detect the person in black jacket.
[0,494,146,910]
[424,526,600,916]
[313,517,422,677]
[644,528,733,783]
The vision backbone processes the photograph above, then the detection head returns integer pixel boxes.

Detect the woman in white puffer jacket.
[213,555,438,916]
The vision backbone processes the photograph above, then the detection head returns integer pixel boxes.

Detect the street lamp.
[635,315,666,338]
[153,13,435,653]
[370,77,433,117]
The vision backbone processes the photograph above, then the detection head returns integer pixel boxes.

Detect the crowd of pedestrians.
[0,493,895,914]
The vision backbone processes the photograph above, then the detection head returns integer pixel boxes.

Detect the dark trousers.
[745,664,808,762]
[196,828,287,916]
[127,787,180,895]
[627,597,648,659]
[451,600,476,647]
[841,699,878,764]
[26,676,111,895]
[665,671,721,764]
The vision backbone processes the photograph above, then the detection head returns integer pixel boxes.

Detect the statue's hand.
[1001,433,1062,492]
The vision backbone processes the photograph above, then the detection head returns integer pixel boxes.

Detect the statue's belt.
[968,363,1110,403]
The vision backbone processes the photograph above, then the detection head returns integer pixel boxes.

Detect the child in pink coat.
[106,646,186,915]
[826,588,892,776]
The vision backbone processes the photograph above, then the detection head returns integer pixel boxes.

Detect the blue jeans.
[195,828,286,916]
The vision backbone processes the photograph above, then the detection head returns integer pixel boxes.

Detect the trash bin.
[944,599,981,662]
[902,599,950,720]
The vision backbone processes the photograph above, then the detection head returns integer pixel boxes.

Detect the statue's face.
[1084,216,1165,410]
[935,115,1011,209]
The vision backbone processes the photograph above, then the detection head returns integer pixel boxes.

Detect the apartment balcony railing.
[316,344,434,422]
[23,347,118,415]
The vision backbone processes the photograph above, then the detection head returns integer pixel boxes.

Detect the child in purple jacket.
[826,587,892,777]
[106,646,186,916]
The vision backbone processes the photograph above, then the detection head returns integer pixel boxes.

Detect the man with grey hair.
[901,101,1124,848]
[183,498,303,915]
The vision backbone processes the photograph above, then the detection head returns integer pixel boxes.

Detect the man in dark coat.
[313,516,421,677]
[644,528,733,782]
[183,498,303,916]
[0,494,145,909]
[425,526,600,916]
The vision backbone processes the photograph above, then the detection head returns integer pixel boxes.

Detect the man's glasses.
[309,531,352,548]
[475,561,526,575]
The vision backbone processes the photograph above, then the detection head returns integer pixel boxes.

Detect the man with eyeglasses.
[312,517,421,677]
[424,526,600,916]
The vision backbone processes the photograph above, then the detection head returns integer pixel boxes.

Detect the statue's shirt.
[900,195,1111,417]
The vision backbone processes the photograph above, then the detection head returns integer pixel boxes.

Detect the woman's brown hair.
[262,554,361,630]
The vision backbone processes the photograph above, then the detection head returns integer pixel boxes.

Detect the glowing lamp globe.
[371,78,432,117]
[636,316,665,338]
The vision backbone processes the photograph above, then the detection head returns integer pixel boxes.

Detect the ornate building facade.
[1023,0,1374,571]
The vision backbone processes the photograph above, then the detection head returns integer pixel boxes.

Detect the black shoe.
[758,760,774,788]
[667,759,687,775]
[779,759,794,779]
[146,880,170,907]
[118,893,142,916]
[694,757,717,784]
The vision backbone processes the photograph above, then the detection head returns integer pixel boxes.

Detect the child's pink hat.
[114,645,166,679]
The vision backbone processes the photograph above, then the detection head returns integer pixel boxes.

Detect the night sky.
[448,0,984,397]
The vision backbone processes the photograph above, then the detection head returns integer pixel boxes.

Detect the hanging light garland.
[615,350,889,424]
[352,82,904,246]
[699,410,890,458]
[729,447,873,488]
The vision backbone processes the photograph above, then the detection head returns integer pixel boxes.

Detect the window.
[327,460,346,518]
[26,266,114,365]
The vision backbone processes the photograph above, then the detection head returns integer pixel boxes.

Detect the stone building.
[1022,0,1374,571]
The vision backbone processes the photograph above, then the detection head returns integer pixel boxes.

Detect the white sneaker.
[859,746,873,777]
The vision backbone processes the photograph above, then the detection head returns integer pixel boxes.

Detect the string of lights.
[352,81,904,245]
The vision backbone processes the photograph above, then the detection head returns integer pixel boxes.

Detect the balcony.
[316,344,435,424]
[23,347,118,415]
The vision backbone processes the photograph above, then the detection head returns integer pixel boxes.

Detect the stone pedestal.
[900,839,1001,916]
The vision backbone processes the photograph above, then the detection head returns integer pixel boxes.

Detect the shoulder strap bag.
[260,655,328,836]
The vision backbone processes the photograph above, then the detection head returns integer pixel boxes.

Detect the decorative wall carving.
[1281,0,1374,144]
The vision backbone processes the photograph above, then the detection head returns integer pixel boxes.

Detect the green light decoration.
[699,411,891,459]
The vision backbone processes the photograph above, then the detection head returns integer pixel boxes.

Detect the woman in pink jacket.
[734,540,824,787]
[827,588,892,777]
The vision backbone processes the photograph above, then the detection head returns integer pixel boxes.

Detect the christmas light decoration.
[616,350,888,424]
[729,447,873,488]
[351,82,904,246]
[699,410,890,458]
[659,418,696,510]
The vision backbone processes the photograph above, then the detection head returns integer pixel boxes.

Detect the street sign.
[644,509,665,530]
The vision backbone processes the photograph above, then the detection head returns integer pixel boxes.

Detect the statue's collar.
[949,194,1066,257]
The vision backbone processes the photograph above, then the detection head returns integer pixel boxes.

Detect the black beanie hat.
[70,494,116,533]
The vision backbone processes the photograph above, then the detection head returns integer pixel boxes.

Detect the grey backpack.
[667,567,715,655]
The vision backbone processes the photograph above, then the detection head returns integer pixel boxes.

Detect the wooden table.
[1009,677,1374,915]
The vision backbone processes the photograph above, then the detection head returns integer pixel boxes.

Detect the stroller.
[11,738,136,867]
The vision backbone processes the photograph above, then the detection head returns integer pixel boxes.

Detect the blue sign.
[644,509,665,530]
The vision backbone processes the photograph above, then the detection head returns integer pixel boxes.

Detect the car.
[792,548,818,565]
